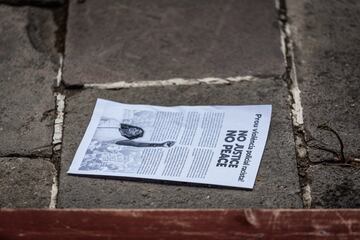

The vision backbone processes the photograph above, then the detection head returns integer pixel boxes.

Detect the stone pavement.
[0,0,359,209]
[63,0,283,84]
[287,0,360,208]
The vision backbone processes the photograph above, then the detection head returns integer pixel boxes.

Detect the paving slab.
[287,1,360,207]
[307,165,360,208]
[0,157,55,208]
[63,0,284,85]
[58,79,302,208]
[0,6,57,156]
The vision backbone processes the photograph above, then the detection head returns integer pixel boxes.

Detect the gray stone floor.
[0,157,55,208]
[63,0,284,85]
[0,0,359,208]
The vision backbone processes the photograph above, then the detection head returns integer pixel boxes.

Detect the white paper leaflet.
[68,99,272,189]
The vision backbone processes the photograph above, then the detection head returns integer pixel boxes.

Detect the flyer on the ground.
[68,99,272,189]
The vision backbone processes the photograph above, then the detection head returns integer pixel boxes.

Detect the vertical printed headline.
[216,114,263,182]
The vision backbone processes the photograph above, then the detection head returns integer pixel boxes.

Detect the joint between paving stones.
[60,74,279,91]
[48,1,68,207]
[277,0,312,208]
[49,53,66,208]
[0,153,50,160]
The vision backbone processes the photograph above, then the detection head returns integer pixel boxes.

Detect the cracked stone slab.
[0,6,57,156]
[58,79,302,208]
[307,165,360,208]
[0,157,56,208]
[64,0,284,85]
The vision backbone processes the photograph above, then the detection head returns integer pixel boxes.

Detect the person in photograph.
[94,122,175,148]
